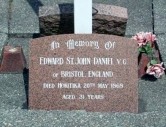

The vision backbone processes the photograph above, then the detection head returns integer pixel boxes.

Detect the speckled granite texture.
[153,0,166,34]
[0,0,9,33]
[29,34,138,113]
[0,0,166,126]
[9,0,39,35]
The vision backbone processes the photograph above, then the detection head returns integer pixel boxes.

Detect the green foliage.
[139,42,158,68]
[150,59,158,65]
[138,42,152,55]
[138,47,146,53]
[147,59,158,67]
[145,43,153,55]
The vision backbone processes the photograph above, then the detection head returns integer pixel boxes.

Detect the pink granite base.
[0,46,26,73]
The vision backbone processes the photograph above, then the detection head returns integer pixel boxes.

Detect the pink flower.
[146,62,165,78]
[145,32,157,42]
[132,32,157,47]
[132,32,147,47]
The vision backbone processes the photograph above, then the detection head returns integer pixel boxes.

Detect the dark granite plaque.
[29,34,138,113]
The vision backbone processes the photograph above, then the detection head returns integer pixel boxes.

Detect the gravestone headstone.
[29,34,138,113]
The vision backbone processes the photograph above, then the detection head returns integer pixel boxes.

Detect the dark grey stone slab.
[0,0,8,33]
[139,77,166,112]
[153,0,166,34]
[0,74,26,109]
[87,112,117,127]
[156,34,166,65]
[142,113,156,127]
[0,110,88,127]
[115,113,144,126]
[0,110,166,126]
[10,0,39,35]
[152,112,166,127]
[8,38,31,68]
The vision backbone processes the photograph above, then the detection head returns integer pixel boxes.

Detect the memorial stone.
[29,34,138,113]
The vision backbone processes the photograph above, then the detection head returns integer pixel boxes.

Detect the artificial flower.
[132,32,147,47]
[145,32,157,43]
[146,62,165,78]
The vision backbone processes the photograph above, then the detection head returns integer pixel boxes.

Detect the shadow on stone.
[141,74,157,82]
[22,68,29,109]
[138,98,146,113]
[32,33,41,39]
[22,102,28,109]
[58,4,74,34]
[27,0,43,16]
[40,4,74,37]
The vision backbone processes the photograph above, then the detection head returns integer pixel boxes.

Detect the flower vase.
[138,53,150,78]
[138,48,161,78]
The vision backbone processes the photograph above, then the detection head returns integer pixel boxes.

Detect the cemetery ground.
[0,0,166,126]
